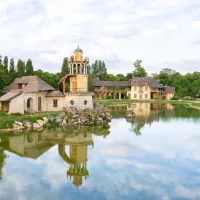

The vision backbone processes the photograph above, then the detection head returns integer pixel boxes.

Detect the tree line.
[0,55,200,98]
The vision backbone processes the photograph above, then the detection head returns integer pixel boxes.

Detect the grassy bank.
[94,99,200,108]
[0,111,59,130]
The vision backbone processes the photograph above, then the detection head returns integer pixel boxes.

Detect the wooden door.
[38,97,42,111]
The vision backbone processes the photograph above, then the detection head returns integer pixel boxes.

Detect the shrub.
[106,95,113,99]
[183,96,195,101]
[171,96,180,100]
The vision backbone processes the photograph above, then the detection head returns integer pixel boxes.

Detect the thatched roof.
[3,76,55,93]
[0,91,22,102]
[46,91,64,97]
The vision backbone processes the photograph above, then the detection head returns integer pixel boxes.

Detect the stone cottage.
[0,76,65,114]
[93,77,175,100]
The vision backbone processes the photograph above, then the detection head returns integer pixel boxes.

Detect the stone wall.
[65,94,93,109]
[9,93,25,114]
[46,96,65,111]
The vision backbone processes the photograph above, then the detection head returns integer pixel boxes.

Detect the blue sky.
[0,0,200,75]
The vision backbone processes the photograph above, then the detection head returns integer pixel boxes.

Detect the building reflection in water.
[0,125,110,188]
[126,103,175,135]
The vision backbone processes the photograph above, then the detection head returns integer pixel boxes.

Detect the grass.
[0,111,60,130]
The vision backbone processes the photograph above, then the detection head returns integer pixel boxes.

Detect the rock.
[22,120,32,129]
[14,121,23,127]
[55,116,62,124]
[62,119,67,126]
[13,124,24,129]
[33,123,41,130]
[37,120,45,127]
[42,117,48,124]
[93,102,102,110]
[48,115,54,121]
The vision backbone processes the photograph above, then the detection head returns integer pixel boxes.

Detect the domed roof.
[73,45,83,53]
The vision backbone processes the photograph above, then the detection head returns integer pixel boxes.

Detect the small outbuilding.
[0,76,65,114]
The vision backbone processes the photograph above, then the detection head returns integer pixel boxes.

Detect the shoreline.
[0,100,200,131]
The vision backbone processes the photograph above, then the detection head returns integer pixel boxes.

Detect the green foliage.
[133,59,147,77]
[171,96,180,100]
[9,58,16,83]
[25,59,34,75]
[183,96,195,101]
[61,57,69,77]
[90,60,107,80]
[3,56,8,73]
[16,59,25,77]
[106,95,113,99]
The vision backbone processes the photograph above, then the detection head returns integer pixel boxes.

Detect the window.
[145,94,148,99]
[27,98,31,108]
[53,99,58,107]
[70,100,74,105]
[84,100,87,105]
[18,84,22,89]
[134,94,137,98]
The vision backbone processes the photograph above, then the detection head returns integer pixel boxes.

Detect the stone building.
[59,45,93,109]
[0,76,65,114]
[0,46,93,114]
[93,77,175,100]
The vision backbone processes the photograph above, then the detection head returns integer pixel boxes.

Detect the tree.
[133,59,147,77]
[16,59,25,77]
[61,57,69,77]
[90,60,107,80]
[25,59,34,75]
[116,74,125,81]
[9,58,16,82]
[3,56,8,73]
[125,73,133,80]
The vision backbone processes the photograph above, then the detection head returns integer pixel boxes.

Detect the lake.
[0,103,200,200]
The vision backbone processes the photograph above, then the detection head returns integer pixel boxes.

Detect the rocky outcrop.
[50,106,112,126]
[9,104,112,132]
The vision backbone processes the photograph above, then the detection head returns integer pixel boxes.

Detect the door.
[38,97,42,111]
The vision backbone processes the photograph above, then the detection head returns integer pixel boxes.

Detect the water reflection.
[0,125,110,188]
[0,103,200,199]
[110,103,200,135]
[127,103,175,135]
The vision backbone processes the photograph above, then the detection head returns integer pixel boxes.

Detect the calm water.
[0,103,200,200]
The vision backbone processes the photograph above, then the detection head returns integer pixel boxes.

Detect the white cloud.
[0,0,200,74]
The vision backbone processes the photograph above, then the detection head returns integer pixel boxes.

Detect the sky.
[0,0,200,75]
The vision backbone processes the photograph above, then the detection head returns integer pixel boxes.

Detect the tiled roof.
[164,86,175,94]
[3,76,55,94]
[131,77,163,88]
[93,80,131,87]
[0,91,22,102]
[46,90,64,97]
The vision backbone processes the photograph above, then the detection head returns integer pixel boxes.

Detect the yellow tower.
[68,45,89,92]
[59,46,93,109]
